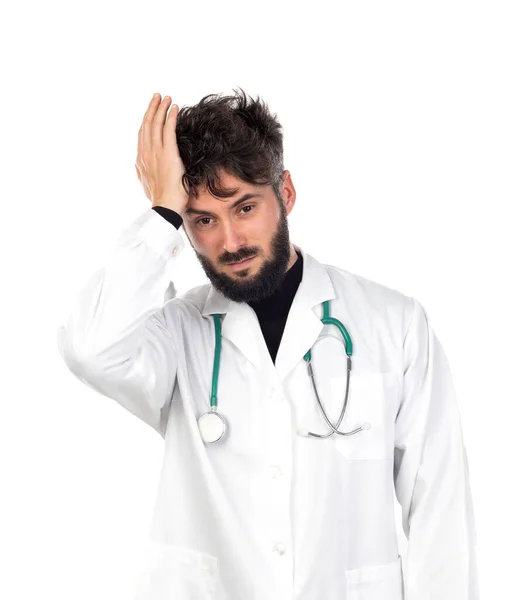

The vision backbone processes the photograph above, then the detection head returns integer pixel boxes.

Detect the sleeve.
[56,208,186,438]
[152,205,184,229]
[393,296,480,599]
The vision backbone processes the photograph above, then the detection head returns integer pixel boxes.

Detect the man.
[57,88,479,599]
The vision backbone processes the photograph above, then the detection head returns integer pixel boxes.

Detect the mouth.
[226,255,256,269]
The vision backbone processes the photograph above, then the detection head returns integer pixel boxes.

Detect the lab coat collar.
[201,244,337,383]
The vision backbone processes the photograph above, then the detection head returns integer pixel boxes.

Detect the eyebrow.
[184,193,264,218]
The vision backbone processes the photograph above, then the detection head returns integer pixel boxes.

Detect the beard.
[191,200,292,304]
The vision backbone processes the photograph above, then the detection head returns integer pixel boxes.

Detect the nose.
[222,225,247,255]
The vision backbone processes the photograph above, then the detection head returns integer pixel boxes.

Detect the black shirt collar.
[247,249,303,318]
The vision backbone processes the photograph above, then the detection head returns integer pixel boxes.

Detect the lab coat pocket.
[330,372,398,460]
[345,554,404,599]
[132,541,219,600]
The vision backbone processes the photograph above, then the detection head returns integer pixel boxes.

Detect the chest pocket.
[328,372,399,460]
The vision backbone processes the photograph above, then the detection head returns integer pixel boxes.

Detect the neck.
[286,245,298,271]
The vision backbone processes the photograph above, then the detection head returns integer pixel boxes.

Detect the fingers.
[135,93,187,206]
[137,94,177,164]
[138,94,162,162]
[152,95,172,149]
[163,102,179,152]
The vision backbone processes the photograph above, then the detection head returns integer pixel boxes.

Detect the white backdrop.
[1,0,513,598]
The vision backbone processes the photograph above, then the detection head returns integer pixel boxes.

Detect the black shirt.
[152,206,303,364]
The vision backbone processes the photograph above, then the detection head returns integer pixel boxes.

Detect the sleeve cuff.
[152,205,184,230]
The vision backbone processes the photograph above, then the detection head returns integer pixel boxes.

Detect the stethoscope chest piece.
[198,410,227,443]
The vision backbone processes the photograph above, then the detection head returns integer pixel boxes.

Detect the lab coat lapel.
[274,246,336,383]
[202,244,336,382]
[202,285,265,371]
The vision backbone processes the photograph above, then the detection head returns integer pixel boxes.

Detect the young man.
[57,88,479,599]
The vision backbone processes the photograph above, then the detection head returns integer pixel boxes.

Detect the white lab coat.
[57,208,479,600]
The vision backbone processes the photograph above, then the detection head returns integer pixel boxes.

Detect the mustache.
[220,251,258,264]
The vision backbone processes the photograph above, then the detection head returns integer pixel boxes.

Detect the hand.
[135,93,189,214]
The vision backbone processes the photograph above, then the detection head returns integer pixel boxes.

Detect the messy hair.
[175,87,285,203]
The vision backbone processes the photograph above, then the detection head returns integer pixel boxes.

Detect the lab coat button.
[269,464,283,479]
[171,246,178,257]
[269,385,283,401]
[272,542,286,555]
[201,555,217,572]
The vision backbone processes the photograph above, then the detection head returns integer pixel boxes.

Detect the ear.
[281,170,296,216]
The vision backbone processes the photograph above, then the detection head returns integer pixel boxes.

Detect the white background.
[1,0,513,598]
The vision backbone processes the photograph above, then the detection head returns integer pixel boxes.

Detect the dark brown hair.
[175,87,285,202]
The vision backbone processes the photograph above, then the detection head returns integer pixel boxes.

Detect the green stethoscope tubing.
[207,299,367,440]
[302,299,353,361]
[211,312,222,409]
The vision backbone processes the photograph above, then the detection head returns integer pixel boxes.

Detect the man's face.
[182,169,297,303]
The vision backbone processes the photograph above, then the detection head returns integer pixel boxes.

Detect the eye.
[195,205,255,227]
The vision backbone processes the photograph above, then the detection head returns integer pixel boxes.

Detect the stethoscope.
[197,299,370,443]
